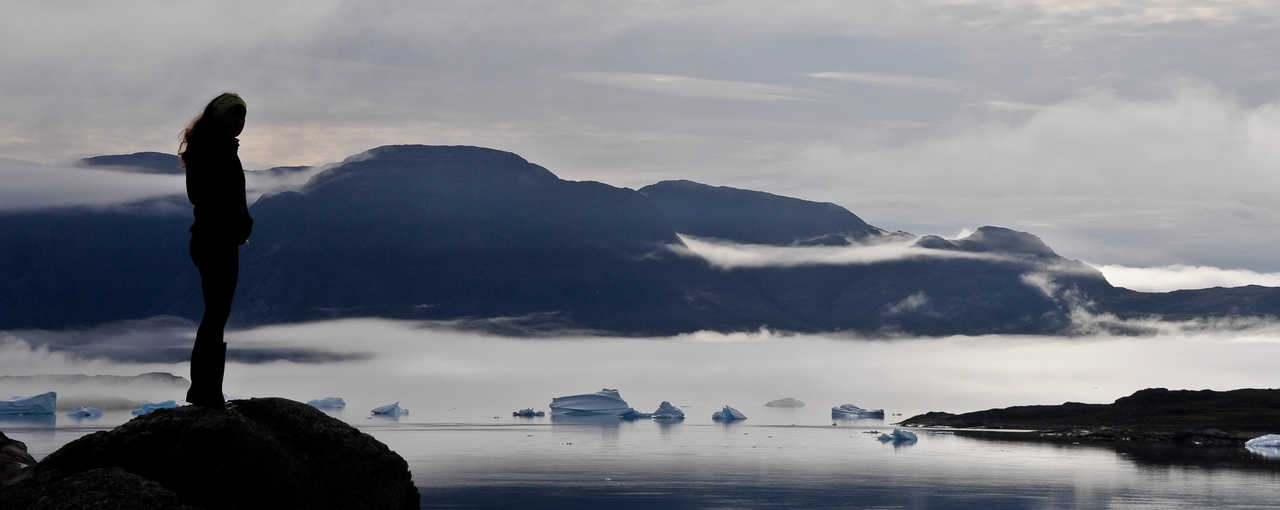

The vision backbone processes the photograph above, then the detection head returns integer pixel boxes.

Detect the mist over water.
[5,319,1280,508]
[4,318,1280,426]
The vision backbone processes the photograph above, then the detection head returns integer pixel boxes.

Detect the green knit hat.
[209,93,246,120]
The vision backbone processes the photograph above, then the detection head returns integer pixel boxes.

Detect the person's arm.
[233,153,253,245]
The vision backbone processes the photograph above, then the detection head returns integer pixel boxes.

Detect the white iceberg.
[512,408,545,417]
[307,397,346,410]
[67,406,103,419]
[650,401,685,420]
[131,400,179,415]
[831,404,885,419]
[370,402,409,416]
[0,392,56,415]
[550,389,637,417]
[1245,434,1280,459]
[1245,434,1280,448]
[878,428,918,444]
[712,405,746,422]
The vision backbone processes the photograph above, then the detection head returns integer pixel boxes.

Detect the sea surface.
[3,318,1280,508]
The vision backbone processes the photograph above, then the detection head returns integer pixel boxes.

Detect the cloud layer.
[671,234,1001,269]
[1093,263,1280,292]
[3,1,1280,272]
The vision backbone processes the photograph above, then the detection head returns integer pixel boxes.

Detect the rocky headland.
[901,388,1280,446]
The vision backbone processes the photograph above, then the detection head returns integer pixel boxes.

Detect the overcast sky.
[4,1,1280,272]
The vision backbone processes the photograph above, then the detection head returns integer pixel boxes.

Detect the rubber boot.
[186,341,227,407]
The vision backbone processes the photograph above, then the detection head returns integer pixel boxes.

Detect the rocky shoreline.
[0,398,419,509]
[901,388,1280,447]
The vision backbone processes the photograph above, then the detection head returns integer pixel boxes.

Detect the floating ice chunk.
[1246,434,1280,448]
[67,406,103,419]
[831,404,885,419]
[878,428,918,444]
[131,400,179,416]
[370,402,409,416]
[0,392,56,415]
[765,397,805,408]
[620,409,652,420]
[550,389,637,417]
[308,397,346,410]
[1245,434,1280,459]
[512,408,545,417]
[712,405,746,422]
[650,401,685,420]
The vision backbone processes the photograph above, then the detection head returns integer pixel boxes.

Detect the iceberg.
[764,397,806,408]
[67,406,103,419]
[1245,434,1280,459]
[131,400,180,416]
[549,389,637,417]
[307,397,346,410]
[650,401,685,420]
[370,402,409,416]
[0,392,56,415]
[831,404,885,419]
[620,409,652,420]
[512,408,545,417]
[712,405,746,422]
[878,428,918,444]
[1245,434,1280,448]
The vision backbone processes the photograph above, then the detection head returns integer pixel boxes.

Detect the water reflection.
[0,414,56,429]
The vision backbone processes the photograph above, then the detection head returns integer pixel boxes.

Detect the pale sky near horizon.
[4,1,1280,275]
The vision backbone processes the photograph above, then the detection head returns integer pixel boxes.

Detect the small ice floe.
[307,397,346,410]
[67,406,103,419]
[512,408,545,417]
[549,389,638,417]
[370,402,409,416]
[712,405,747,422]
[650,401,685,420]
[762,397,803,407]
[764,397,806,408]
[831,404,885,419]
[0,392,56,415]
[1245,434,1280,459]
[877,428,918,445]
[131,400,179,416]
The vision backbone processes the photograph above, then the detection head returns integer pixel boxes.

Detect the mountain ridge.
[1,145,1275,335]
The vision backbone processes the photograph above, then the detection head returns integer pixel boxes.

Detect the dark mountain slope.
[640,180,888,245]
[79,152,182,174]
[235,145,775,333]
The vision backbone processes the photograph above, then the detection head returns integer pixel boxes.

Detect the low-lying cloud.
[0,158,185,211]
[0,156,328,213]
[0,316,369,365]
[1092,263,1280,292]
[670,234,1003,269]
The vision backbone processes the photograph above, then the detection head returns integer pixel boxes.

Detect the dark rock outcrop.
[1,398,418,509]
[901,387,1280,445]
[1,431,36,488]
[1,467,195,510]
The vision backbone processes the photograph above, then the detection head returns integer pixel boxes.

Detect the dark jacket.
[184,135,253,245]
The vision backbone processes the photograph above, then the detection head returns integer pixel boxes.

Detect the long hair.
[179,92,243,168]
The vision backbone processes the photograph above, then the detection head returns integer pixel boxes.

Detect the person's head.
[179,92,247,164]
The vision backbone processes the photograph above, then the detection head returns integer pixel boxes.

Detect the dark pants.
[190,237,239,345]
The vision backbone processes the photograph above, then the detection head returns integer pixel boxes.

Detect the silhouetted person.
[179,93,252,407]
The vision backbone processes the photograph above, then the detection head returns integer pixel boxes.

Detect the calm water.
[3,319,1280,508]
